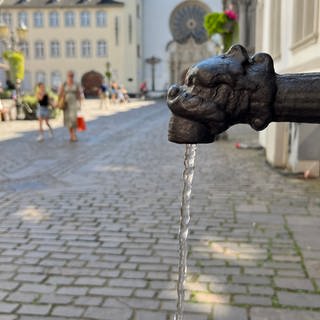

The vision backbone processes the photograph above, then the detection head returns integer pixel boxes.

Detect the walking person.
[99,81,109,109]
[139,81,147,99]
[58,71,82,142]
[36,82,53,142]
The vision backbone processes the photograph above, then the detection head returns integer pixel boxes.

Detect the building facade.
[142,0,222,92]
[0,0,224,95]
[255,0,320,176]
[0,0,143,95]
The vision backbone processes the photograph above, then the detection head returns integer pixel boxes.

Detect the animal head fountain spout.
[167,44,277,144]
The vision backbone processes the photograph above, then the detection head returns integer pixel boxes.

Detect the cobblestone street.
[0,99,320,320]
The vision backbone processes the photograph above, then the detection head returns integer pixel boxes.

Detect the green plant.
[3,50,25,83]
[0,89,13,99]
[204,9,238,52]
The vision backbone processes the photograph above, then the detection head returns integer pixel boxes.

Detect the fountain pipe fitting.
[167,44,320,144]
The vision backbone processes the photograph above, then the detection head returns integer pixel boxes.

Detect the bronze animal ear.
[226,44,249,64]
[251,53,275,73]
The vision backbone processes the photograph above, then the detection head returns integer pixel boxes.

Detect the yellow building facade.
[0,0,143,94]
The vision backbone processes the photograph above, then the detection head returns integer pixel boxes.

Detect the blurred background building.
[0,0,143,96]
[0,0,222,96]
[254,0,320,176]
[143,0,221,93]
[0,0,318,176]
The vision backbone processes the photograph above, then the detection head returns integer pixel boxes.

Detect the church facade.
[142,0,222,92]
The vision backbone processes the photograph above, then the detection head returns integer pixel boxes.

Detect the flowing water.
[174,144,197,320]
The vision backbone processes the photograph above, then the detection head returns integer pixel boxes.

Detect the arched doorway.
[81,70,104,98]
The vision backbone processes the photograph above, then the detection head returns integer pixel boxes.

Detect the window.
[65,11,75,27]
[66,40,76,57]
[81,40,91,57]
[292,0,319,48]
[96,11,107,27]
[33,12,44,28]
[137,44,140,58]
[20,41,29,59]
[50,40,60,57]
[97,40,107,57]
[128,15,132,44]
[115,16,119,45]
[51,71,62,89]
[136,4,140,19]
[36,71,46,84]
[80,11,90,27]
[269,0,281,58]
[35,41,45,59]
[2,12,12,27]
[49,11,59,27]
[18,12,28,27]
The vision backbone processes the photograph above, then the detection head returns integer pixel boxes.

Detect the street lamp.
[145,56,161,92]
[0,18,28,119]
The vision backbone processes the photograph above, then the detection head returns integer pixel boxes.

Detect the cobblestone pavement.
[0,100,320,320]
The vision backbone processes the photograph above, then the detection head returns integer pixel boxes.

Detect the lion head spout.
[167,44,277,143]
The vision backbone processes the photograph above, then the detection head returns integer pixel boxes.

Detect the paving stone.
[51,306,84,318]
[234,295,272,306]
[6,292,38,303]
[19,284,56,294]
[38,294,73,305]
[214,305,248,320]
[251,307,320,320]
[277,291,320,308]
[14,274,47,283]
[248,286,274,296]
[17,304,51,315]
[84,306,132,320]
[134,289,156,298]
[0,281,20,291]
[74,296,103,306]
[209,283,247,294]
[74,277,105,286]
[135,310,168,320]
[89,287,134,297]
[108,278,147,288]
[0,316,17,320]
[56,286,88,295]
[0,302,18,313]
[274,277,314,291]
[118,297,160,310]
[46,276,75,285]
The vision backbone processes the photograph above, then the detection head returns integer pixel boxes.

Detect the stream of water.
[174,144,197,320]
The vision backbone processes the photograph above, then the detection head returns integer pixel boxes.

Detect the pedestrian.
[99,81,109,109]
[36,82,53,142]
[139,81,147,99]
[117,85,129,104]
[110,81,118,104]
[58,71,82,142]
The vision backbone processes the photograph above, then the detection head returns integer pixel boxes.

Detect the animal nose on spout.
[167,84,181,99]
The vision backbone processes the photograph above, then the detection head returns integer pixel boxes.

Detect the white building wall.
[256,0,320,176]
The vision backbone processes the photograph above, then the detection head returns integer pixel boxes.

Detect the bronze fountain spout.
[167,44,320,144]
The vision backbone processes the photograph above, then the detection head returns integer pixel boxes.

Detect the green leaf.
[3,50,25,82]
[204,12,228,37]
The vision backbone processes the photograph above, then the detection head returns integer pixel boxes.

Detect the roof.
[1,0,124,8]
